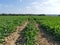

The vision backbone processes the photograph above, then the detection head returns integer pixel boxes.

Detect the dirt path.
[2,21,28,45]
[1,20,60,45]
[35,23,60,45]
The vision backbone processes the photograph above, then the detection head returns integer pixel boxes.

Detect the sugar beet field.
[0,16,60,45]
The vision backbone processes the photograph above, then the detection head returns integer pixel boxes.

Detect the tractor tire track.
[35,23,60,45]
[2,21,29,45]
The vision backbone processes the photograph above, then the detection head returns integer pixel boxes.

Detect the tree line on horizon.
[0,14,59,16]
[0,14,46,16]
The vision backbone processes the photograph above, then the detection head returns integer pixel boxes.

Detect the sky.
[0,0,60,14]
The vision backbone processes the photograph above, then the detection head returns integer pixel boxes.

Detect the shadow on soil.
[15,28,26,45]
[15,23,60,45]
[38,24,60,45]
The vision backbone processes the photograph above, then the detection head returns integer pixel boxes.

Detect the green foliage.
[33,16,60,41]
[0,16,28,44]
[22,21,39,45]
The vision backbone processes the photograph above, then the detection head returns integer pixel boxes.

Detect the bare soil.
[1,21,60,45]
[36,24,60,45]
[2,21,28,45]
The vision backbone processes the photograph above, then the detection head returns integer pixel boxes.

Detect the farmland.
[0,16,60,45]
[0,16,28,44]
[33,16,60,41]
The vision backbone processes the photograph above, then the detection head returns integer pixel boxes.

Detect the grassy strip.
[0,16,28,44]
[32,16,60,41]
[21,21,39,45]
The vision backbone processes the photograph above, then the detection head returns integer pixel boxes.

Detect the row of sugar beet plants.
[21,20,39,45]
[0,16,28,44]
[33,16,60,41]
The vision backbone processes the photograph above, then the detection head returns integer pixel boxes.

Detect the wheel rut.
[35,23,60,45]
[2,21,29,45]
[1,21,60,45]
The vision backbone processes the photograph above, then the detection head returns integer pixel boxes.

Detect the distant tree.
[38,14,46,16]
[2,13,6,15]
[58,15,60,16]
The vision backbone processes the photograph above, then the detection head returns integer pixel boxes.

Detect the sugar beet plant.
[33,16,60,41]
[22,20,39,45]
[0,16,28,44]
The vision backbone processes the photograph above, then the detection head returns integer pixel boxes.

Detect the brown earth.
[35,24,60,45]
[0,20,60,45]
[2,21,29,45]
